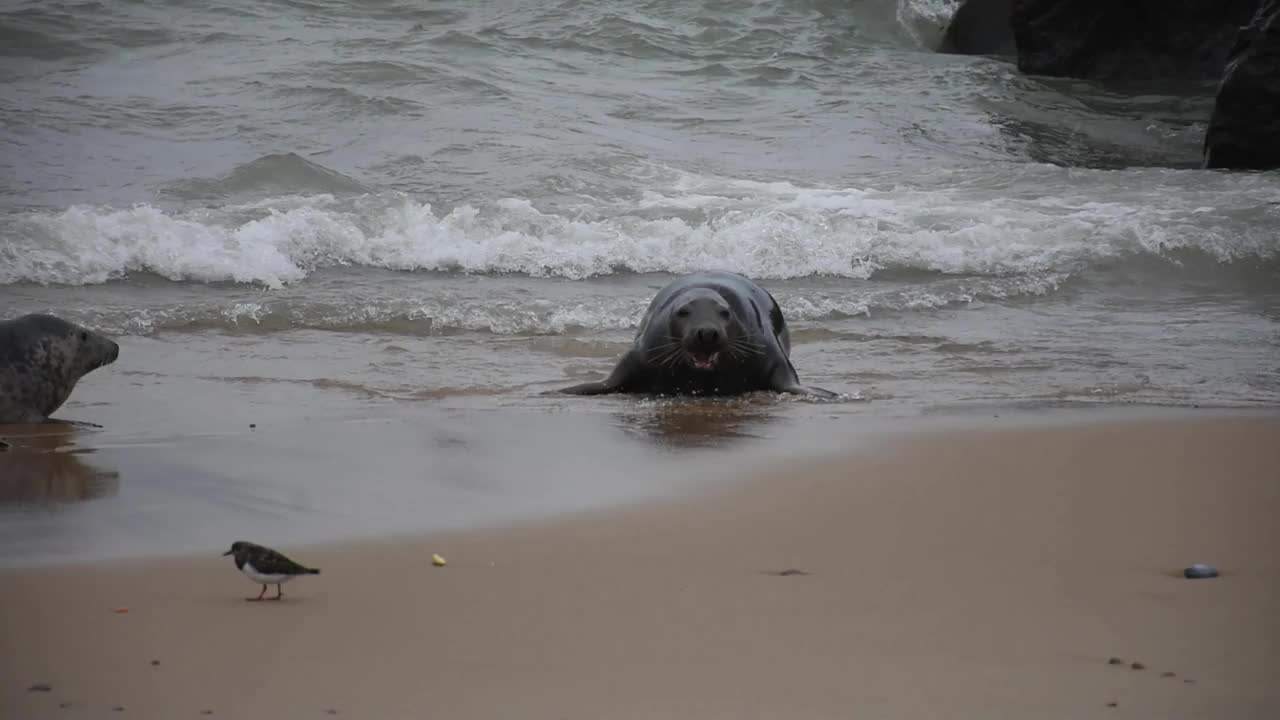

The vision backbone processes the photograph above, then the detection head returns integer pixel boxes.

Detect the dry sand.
[3,413,1279,720]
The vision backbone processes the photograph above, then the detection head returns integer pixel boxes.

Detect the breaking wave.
[3,167,1276,290]
[58,272,1067,337]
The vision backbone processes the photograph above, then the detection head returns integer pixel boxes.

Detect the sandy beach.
[3,412,1278,720]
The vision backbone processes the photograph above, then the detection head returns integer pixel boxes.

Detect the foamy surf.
[28,269,1065,338]
[3,166,1275,289]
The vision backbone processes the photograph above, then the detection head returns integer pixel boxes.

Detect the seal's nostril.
[695,327,721,346]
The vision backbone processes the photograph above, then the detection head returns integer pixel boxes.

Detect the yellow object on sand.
[432,553,447,567]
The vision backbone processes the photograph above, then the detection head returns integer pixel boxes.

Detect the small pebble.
[0,439,11,450]
[1184,678,1196,684]
[1131,662,1145,670]
[112,706,125,712]
[1162,671,1176,677]
[1183,564,1219,579]
[59,702,74,709]
[777,568,810,576]
[1106,702,1118,708]
[201,711,213,716]
[150,660,160,666]
[28,683,52,692]
[1107,657,1124,665]
[326,710,339,715]
[249,423,257,429]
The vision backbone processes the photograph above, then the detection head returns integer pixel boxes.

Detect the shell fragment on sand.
[1183,563,1219,579]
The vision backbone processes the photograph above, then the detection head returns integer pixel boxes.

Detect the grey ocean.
[1,0,1278,565]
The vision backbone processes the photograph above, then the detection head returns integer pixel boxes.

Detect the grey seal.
[557,271,836,398]
[0,313,119,424]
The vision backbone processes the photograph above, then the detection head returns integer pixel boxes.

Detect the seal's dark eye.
[676,308,690,318]
[718,309,731,319]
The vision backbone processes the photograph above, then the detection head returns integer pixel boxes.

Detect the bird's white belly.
[243,562,294,585]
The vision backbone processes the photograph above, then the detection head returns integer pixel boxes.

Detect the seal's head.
[28,314,120,379]
[668,289,741,371]
[0,314,119,423]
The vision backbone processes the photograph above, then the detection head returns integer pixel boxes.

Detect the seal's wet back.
[0,313,120,424]
[557,271,835,399]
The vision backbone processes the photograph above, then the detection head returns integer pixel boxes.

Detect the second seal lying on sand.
[557,270,837,399]
[0,313,120,424]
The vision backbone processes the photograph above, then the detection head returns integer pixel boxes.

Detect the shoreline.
[3,403,1275,572]
[5,399,1274,568]
[4,410,1279,719]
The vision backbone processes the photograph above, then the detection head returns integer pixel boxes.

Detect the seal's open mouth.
[689,351,720,370]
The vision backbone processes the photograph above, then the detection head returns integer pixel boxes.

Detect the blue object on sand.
[1183,564,1219,579]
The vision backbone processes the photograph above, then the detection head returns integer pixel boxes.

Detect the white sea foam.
[894,0,960,49]
[65,271,1069,337]
[2,169,1275,289]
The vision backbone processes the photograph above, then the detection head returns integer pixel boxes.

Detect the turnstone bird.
[222,541,321,601]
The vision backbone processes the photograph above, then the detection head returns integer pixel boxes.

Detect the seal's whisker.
[646,341,685,369]
[645,341,683,367]
[656,347,685,368]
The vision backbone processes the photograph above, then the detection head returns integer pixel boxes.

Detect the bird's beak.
[221,549,233,556]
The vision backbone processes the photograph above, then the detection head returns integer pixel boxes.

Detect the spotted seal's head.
[35,315,119,376]
[666,288,746,371]
[0,314,119,423]
[12,314,120,386]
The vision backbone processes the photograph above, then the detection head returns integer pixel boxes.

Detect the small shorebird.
[222,541,321,601]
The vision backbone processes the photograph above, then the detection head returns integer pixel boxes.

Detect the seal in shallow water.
[557,270,836,398]
[0,313,120,424]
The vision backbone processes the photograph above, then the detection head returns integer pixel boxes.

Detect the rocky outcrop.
[1009,0,1260,81]
[938,0,1014,56]
[937,0,1280,170]
[1204,0,1280,169]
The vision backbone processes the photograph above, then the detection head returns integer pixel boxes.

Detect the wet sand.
[3,413,1279,720]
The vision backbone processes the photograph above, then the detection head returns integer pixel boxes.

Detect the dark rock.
[28,683,52,692]
[149,660,160,666]
[1162,671,1177,677]
[1106,702,1118,708]
[1204,0,1280,169]
[112,706,125,712]
[940,0,1016,56]
[1131,662,1146,670]
[1011,0,1260,82]
[1183,563,1220,579]
[1107,657,1124,665]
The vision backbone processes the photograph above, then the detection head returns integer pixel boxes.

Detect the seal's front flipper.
[772,381,839,400]
[555,352,645,397]
[555,381,619,396]
[43,418,104,429]
[789,385,839,400]
[767,363,837,400]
